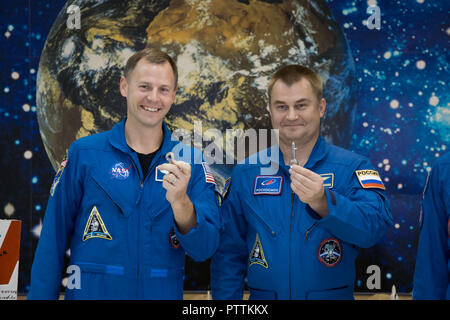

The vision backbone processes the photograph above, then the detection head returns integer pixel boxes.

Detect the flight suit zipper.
[137,179,144,299]
[130,151,164,297]
[289,191,294,299]
[127,155,144,298]
[126,154,144,205]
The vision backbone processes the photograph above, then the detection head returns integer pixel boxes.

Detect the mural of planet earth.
[36,0,356,190]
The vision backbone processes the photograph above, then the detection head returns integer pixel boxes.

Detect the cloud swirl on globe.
[36,0,356,186]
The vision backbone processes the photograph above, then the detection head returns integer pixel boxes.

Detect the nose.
[147,88,159,102]
[286,106,298,120]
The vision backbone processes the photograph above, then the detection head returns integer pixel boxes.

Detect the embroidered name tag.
[155,166,168,182]
[253,176,283,195]
[320,173,334,189]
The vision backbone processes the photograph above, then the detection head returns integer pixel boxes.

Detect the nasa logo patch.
[317,238,342,267]
[110,162,132,180]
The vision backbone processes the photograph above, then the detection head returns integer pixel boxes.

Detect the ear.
[119,76,128,98]
[319,98,326,118]
[267,103,272,116]
[171,86,178,102]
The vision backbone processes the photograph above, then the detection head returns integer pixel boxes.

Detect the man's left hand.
[158,159,191,204]
[158,159,197,234]
[289,164,329,218]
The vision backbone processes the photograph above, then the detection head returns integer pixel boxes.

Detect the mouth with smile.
[140,104,162,112]
[281,123,305,127]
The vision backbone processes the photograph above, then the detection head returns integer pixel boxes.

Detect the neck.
[279,134,319,167]
[124,119,164,154]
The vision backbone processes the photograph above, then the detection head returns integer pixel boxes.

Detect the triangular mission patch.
[249,233,268,268]
[82,206,112,241]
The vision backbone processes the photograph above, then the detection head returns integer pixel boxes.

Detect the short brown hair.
[268,65,323,103]
[123,47,178,88]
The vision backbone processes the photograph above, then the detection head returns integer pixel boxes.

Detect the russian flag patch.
[355,170,385,190]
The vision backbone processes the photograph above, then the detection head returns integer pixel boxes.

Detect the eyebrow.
[137,81,171,88]
[272,98,311,105]
[294,98,311,104]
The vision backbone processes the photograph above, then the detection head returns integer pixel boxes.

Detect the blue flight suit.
[28,119,220,299]
[413,152,450,300]
[211,136,393,300]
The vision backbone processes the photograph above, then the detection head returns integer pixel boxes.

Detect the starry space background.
[0,0,448,295]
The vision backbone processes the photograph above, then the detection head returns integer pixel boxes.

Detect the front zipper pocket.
[243,199,278,237]
[91,175,130,217]
[251,211,277,237]
[304,222,318,241]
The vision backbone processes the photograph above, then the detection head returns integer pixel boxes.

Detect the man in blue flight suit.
[210,65,393,300]
[28,47,220,299]
[413,152,450,300]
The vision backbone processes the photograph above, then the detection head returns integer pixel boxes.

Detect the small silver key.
[289,141,298,167]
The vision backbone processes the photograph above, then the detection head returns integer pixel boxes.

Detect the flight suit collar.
[108,118,177,179]
[108,118,176,156]
[304,135,328,169]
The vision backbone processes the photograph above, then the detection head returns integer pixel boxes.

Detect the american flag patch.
[202,162,216,184]
[50,153,68,197]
